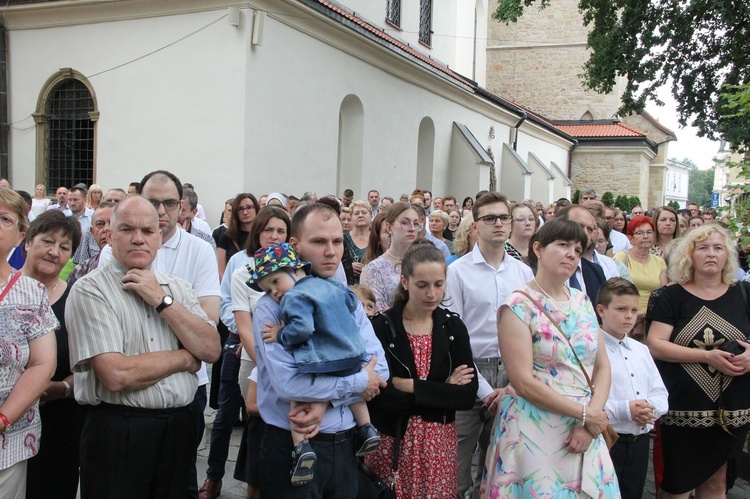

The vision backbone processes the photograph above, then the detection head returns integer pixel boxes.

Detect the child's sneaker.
[355,423,381,457]
[290,440,316,486]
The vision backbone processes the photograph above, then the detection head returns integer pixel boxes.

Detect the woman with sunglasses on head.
[361,202,420,312]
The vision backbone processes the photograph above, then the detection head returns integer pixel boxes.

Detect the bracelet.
[61,380,72,399]
[0,413,11,432]
[581,403,587,426]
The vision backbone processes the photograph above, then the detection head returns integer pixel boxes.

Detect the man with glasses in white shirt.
[444,192,533,498]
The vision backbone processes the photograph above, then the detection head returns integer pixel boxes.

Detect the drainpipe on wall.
[0,22,7,180]
[567,139,578,180]
[512,112,527,151]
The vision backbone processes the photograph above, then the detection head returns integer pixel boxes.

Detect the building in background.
[1,0,573,223]
[484,0,678,208]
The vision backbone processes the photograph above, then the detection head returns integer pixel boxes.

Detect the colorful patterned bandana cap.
[246,242,311,292]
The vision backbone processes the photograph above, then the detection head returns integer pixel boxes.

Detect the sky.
[645,86,722,170]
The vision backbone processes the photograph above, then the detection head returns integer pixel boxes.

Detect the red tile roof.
[554,122,647,138]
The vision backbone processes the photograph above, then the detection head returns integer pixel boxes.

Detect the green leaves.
[491,0,750,145]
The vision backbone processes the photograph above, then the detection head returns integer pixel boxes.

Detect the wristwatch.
[155,295,174,313]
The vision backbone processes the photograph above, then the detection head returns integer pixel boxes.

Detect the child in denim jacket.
[247,243,380,486]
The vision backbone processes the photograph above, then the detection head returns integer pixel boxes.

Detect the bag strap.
[0,271,22,303]
[516,290,596,395]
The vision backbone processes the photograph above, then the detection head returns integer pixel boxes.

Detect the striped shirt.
[66,259,212,409]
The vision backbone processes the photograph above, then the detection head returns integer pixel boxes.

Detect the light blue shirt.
[253,293,389,433]
[220,251,254,331]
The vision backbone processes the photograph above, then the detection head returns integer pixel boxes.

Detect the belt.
[475,357,502,366]
[94,402,189,418]
[617,432,646,442]
[268,424,355,444]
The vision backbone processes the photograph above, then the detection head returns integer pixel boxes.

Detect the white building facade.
[664,159,690,208]
[2,0,571,223]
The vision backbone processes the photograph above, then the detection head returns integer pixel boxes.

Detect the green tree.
[572,189,581,204]
[600,191,614,207]
[614,195,627,211]
[687,168,715,208]
[719,84,750,245]
[492,1,750,144]
[668,200,680,210]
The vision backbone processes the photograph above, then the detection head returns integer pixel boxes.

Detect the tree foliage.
[720,84,750,245]
[687,168,715,208]
[600,191,614,207]
[492,0,750,144]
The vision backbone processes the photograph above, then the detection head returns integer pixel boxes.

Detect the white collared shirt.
[603,330,668,435]
[445,243,533,399]
[610,230,632,254]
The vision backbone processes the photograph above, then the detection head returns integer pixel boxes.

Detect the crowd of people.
[0,175,748,499]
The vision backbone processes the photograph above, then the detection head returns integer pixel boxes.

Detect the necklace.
[46,280,59,296]
[386,249,403,262]
[403,314,432,336]
[533,278,571,315]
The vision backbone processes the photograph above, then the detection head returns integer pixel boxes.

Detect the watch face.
[164,295,174,306]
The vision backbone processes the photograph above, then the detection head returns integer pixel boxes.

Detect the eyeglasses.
[398,220,424,231]
[513,217,535,223]
[634,230,654,237]
[147,199,180,211]
[477,214,512,225]
[604,216,614,221]
[237,205,256,213]
[0,214,19,228]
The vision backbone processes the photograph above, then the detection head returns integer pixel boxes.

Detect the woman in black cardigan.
[365,241,477,498]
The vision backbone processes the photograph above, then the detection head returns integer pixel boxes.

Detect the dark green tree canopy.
[493,0,750,146]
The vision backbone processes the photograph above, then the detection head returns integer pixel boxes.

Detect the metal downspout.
[512,112,527,151]
[0,23,7,180]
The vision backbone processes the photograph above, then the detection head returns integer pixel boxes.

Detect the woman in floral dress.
[367,241,477,498]
[481,219,620,498]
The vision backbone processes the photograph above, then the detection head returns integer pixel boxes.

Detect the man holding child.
[251,203,388,498]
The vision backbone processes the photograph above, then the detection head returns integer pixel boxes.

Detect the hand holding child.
[262,322,284,343]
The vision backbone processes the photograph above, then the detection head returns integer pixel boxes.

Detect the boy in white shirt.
[597,277,668,499]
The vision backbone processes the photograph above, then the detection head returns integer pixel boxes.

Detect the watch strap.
[155,295,173,313]
[0,413,11,432]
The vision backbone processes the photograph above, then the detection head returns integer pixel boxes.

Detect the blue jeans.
[206,335,243,481]
[260,425,358,498]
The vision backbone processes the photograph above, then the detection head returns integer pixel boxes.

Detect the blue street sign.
[711,192,719,207]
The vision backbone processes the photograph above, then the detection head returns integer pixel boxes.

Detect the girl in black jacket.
[365,241,477,498]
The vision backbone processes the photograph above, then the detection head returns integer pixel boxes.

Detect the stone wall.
[570,148,652,204]
[486,0,621,120]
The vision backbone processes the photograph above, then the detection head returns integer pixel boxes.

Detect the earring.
[387,234,392,244]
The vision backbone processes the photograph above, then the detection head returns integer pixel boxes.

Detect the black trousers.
[610,433,650,499]
[80,403,193,499]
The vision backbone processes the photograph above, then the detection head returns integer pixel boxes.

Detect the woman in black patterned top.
[647,224,750,498]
